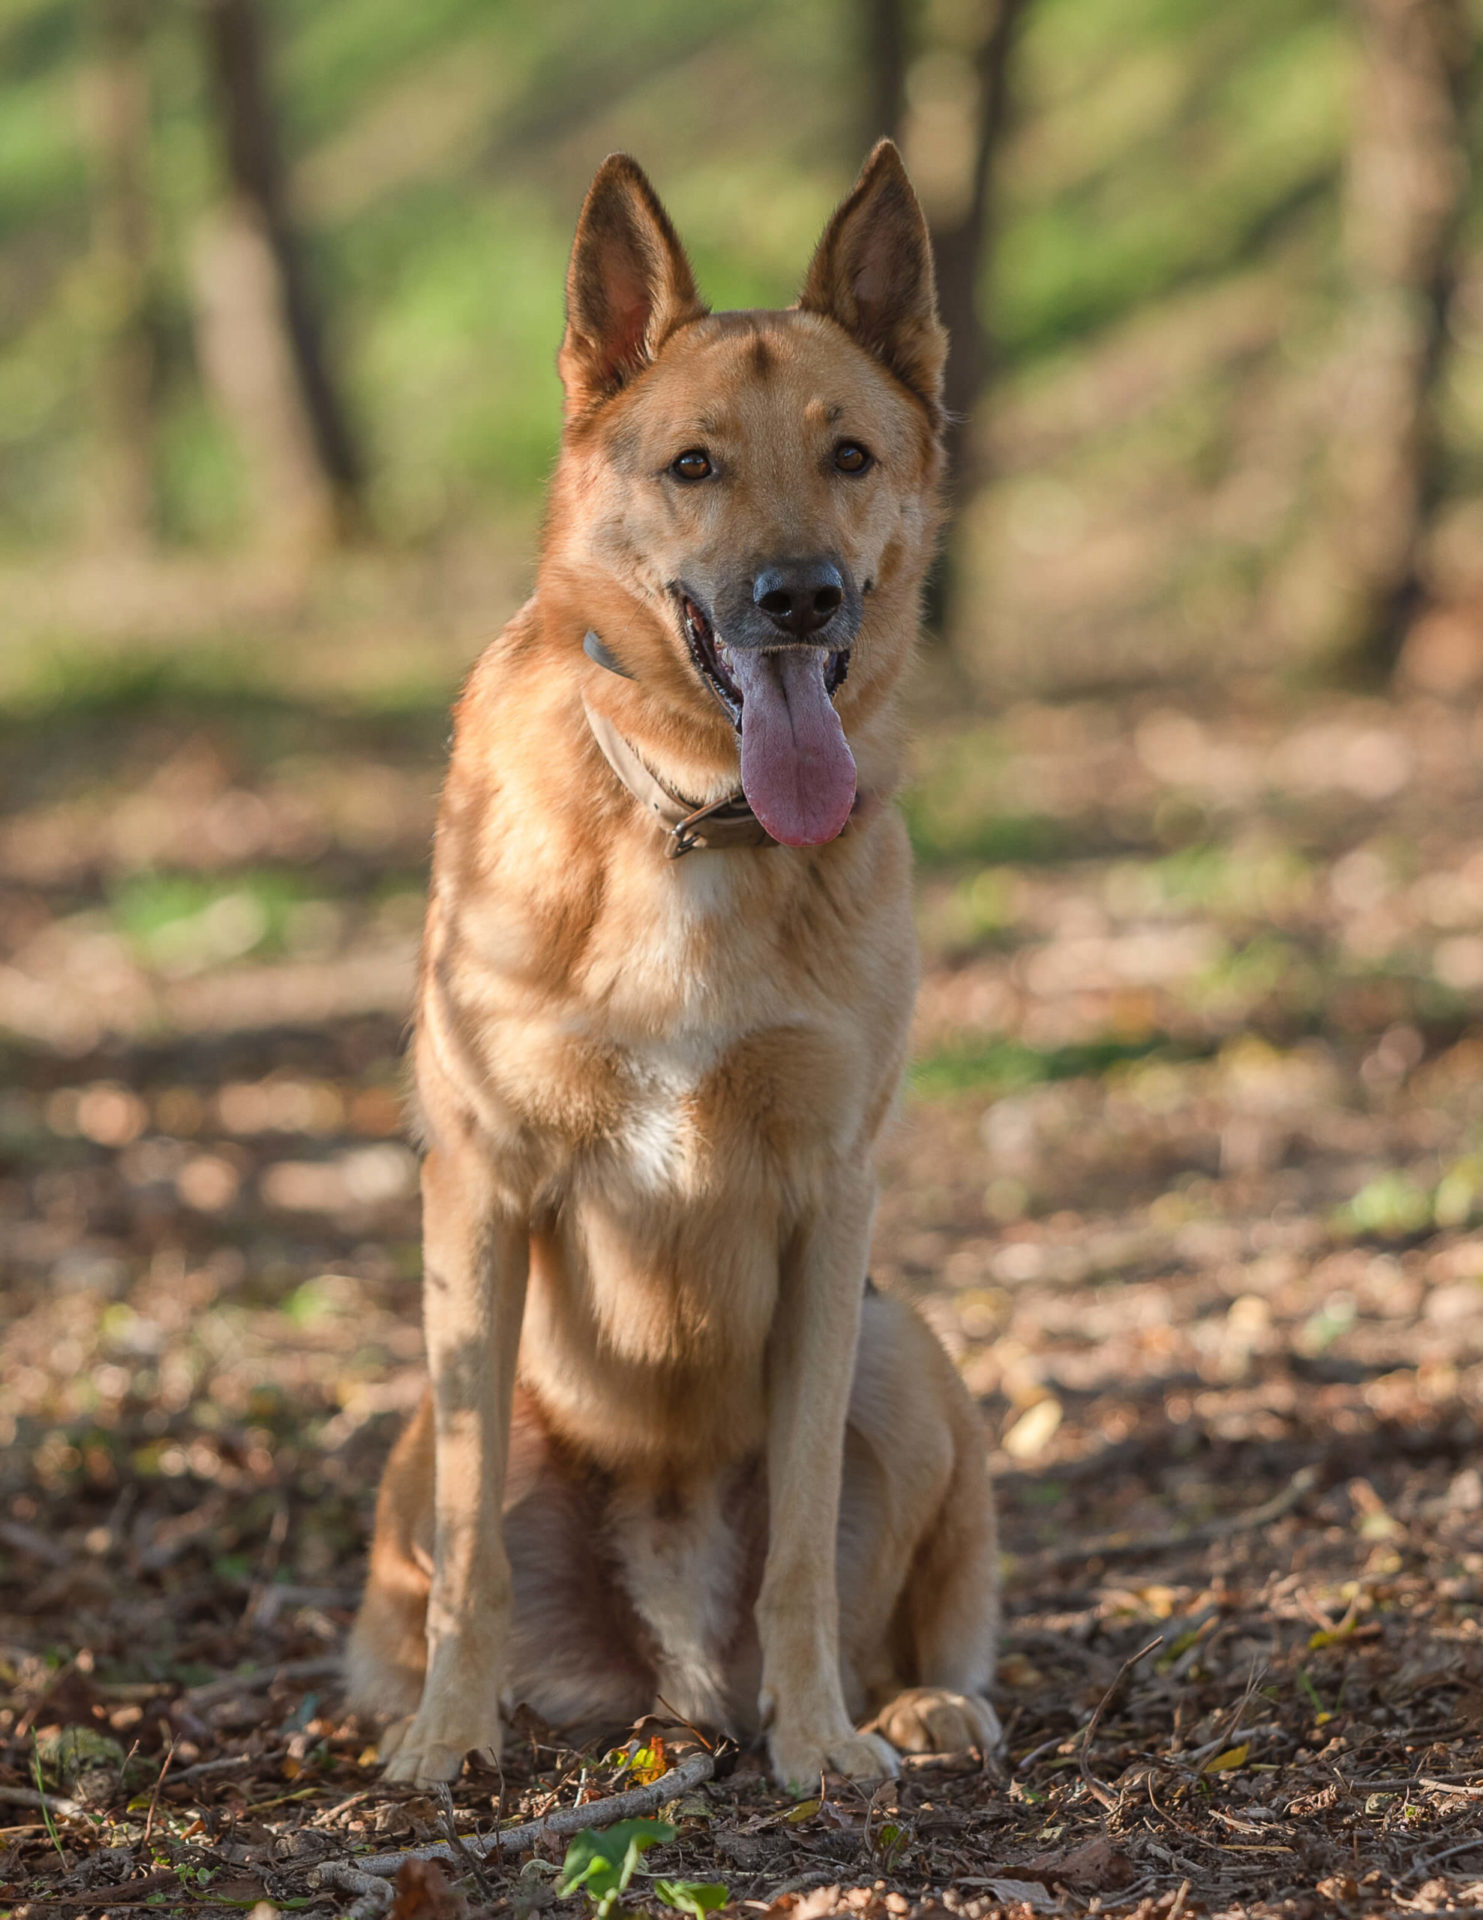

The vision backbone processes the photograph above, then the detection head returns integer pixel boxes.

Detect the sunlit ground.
[2,630,1481,1915]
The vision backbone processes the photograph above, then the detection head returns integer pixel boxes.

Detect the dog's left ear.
[799,141,946,419]
[560,155,707,415]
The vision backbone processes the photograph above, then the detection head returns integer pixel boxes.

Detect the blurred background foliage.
[5,0,1481,695]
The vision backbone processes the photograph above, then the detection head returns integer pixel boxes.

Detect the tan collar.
[582,698,775,858]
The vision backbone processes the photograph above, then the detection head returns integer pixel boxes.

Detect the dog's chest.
[606,1029,721,1195]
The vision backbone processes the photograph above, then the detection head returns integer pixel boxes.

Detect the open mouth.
[672,585,857,848]
[675,588,848,729]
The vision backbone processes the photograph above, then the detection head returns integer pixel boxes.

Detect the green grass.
[909,1032,1177,1099]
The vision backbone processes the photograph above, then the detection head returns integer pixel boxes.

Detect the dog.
[346,140,1002,1790]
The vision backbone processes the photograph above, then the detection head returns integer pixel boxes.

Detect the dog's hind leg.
[350,1386,657,1751]
[347,1391,439,1733]
[839,1291,1003,1757]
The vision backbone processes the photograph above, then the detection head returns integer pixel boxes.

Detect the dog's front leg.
[382,1142,528,1786]
[757,1169,898,1789]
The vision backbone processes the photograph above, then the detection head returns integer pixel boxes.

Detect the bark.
[902,0,1032,640]
[196,0,362,548]
[863,0,909,151]
[927,0,1031,507]
[1329,0,1474,681]
[86,0,155,549]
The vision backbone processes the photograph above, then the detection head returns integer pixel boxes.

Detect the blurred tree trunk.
[1329,0,1474,682]
[927,0,1030,509]
[195,0,362,551]
[863,0,908,150]
[87,0,155,550]
[894,0,1031,643]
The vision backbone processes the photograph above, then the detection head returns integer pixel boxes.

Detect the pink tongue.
[728,647,857,847]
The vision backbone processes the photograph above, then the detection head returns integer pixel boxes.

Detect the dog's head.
[546,143,946,848]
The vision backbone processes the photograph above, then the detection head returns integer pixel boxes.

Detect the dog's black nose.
[753,561,845,637]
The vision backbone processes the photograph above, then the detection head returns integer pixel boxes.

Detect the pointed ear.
[799,141,946,418]
[559,155,706,415]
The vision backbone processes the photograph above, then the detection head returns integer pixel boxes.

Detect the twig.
[1171,1721,1283,1773]
[750,1869,841,1901]
[10,1870,183,1907]
[0,1783,85,1820]
[171,1746,288,1785]
[1345,1772,1483,1791]
[315,1860,396,1915]
[1015,1732,1072,1773]
[0,1519,72,1569]
[141,1736,175,1851]
[437,1779,497,1901]
[1029,1466,1320,1571]
[1416,1834,1483,1872]
[1079,1637,1162,1812]
[183,1654,341,1709]
[310,1750,714,1886]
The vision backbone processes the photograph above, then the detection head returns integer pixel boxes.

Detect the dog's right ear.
[559,155,706,417]
[799,141,945,419]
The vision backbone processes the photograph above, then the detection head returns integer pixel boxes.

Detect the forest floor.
[1,636,1481,1918]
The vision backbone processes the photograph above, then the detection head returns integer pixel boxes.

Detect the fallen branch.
[184,1654,342,1710]
[6,1870,181,1906]
[315,1860,394,1915]
[310,1751,715,1887]
[172,1747,288,1785]
[0,1783,86,1820]
[1029,1466,1320,1572]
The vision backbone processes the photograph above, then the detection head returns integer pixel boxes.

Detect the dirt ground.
[2,659,1482,1917]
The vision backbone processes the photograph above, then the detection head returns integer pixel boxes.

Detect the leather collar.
[583,697,775,857]
[580,627,869,858]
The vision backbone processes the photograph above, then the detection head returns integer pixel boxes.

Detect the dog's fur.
[347,142,1001,1789]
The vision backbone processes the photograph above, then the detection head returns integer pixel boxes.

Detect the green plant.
[654,1879,730,1918]
[555,1819,728,1920]
[555,1820,674,1919]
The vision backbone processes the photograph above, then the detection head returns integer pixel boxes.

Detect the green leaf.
[654,1879,729,1917]
[556,1819,676,1918]
[873,1820,910,1868]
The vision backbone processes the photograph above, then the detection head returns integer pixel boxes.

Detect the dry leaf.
[390,1856,468,1920]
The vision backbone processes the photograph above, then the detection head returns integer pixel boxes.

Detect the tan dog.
[347,142,1001,1790]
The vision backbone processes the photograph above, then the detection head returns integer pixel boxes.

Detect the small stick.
[7,1869,183,1908]
[171,1747,288,1785]
[311,1750,714,1887]
[437,1780,497,1901]
[0,1783,85,1820]
[140,1737,175,1852]
[1030,1466,1319,1572]
[1079,1638,1162,1812]
[183,1653,342,1709]
[316,1860,396,1913]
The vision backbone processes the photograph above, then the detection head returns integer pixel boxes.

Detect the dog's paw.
[768,1724,899,1793]
[380,1697,502,1785]
[869,1687,1003,1757]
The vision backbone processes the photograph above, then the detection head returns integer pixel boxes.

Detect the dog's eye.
[670,449,713,482]
[834,442,872,475]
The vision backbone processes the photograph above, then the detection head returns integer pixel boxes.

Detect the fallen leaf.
[390,1857,467,1920]
[1002,1397,1063,1460]
[1015,1833,1136,1893]
[1202,1743,1250,1774]
[984,1877,1058,1912]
